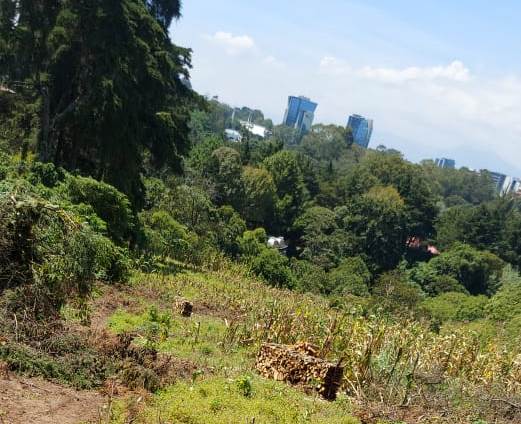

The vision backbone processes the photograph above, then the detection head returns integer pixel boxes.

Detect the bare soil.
[0,374,109,424]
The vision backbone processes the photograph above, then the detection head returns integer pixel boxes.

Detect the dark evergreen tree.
[1,0,198,207]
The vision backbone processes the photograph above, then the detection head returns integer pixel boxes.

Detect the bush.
[64,175,135,244]
[237,228,267,258]
[327,257,371,297]
[0,184,129,317]
[251,249,295,289]
[140,210,194,260]
[27,162,65,187]
[486,272,521,321]
[408,262,467,296]
[421,292,488,323]
[290,260,329,294]
[371,271,423,311]
[428,243,504,295]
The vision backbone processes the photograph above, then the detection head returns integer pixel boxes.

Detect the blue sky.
[171,1,521,175]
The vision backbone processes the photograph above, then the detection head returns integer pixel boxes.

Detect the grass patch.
[113,375,359,424]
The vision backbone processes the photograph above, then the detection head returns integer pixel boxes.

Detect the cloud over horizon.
[319,57,471,83]
[205,31,255,55]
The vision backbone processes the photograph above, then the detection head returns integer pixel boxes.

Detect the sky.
[171,0,521,176]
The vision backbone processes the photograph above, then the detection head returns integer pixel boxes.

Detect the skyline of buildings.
[283,96,317,134]
[347,114,374,148]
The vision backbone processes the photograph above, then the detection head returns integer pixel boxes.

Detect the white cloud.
[263,55,285,68]
[316,56,521,173]
[320,57,470,83]
[206,31,255,55]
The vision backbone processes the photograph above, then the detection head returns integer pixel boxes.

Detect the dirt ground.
[0,374,109,424]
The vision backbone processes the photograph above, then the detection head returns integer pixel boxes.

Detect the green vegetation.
[1,1,521,422]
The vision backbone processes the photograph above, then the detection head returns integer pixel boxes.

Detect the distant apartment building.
[435,158,456,169]
[489,171,507,192]
[347,114,373,148]
[283,96,318,134]
[501,176,521,196]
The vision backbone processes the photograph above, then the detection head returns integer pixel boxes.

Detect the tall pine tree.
[0,0,198,207]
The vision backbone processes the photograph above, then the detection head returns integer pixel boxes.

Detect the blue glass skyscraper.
[283,96,318,133]
[347,114,374,148]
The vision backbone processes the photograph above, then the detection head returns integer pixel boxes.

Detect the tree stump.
[255,342,343,400]
[174,298,193,317]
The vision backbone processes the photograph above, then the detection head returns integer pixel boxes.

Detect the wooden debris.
[255,342,343,400]
[174,298,193,317]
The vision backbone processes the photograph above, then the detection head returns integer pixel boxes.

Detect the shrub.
[371,271,423,311]
[140,210,194,260]
[290,260,329,294]
[327,257,371,297]
[251,249,295,289]
[237,228,267,258]
[64,175,135,244]
[421,292,488,323]
[486,273,521,321]
[428,243,504,295]
[0,184,129,317]
[408,262,467,296]
[27,162,65,187]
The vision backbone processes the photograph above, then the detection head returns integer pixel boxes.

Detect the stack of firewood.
[255,342,344,400]
[174,297,193,317]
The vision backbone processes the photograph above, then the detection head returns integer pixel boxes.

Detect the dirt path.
[0,374,109,424]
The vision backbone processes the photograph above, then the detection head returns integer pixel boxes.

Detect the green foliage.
[408,262,468,296]
[0,181,129,317]
[2,0,198,207]
[421,161,496,205]
[436,198,521,269]
[359,152,438,240]
[27,161,65,187]
[328,257,372,296]
[0,342,110,389]
[337,186,409,272]
[290,260,329,294]
[241,166,276,227]
[237,228,268,258]
[188,135,225,172]
[300,124,351,162]
[213,206,246,257]
[208,147,244,208]
[428,243,504,295]
[294,206,340,269]
[251,248,295,289]
[235,375,253,397]
[64,175,135,245]
[371,271,423,311]
[263,150,308,232]
[421,292,488,322]
[140,210,194,260]
[486,269,521,321]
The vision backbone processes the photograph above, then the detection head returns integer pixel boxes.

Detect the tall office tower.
[435,158,456,169]
[489,171,507,192]
[347,114,374,148]
[283,96,318,134]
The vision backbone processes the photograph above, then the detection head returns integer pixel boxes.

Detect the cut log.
[255,342,343,400]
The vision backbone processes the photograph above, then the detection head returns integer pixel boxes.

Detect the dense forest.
[1,2,521,423]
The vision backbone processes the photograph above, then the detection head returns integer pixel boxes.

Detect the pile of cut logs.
[255,342,344,400]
